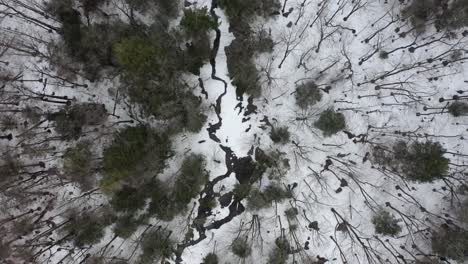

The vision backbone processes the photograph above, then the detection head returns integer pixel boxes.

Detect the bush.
[202,253,219,264]
[233,183,252,199]
[247,183,292,210]
[267,237,290,264]
[371,209,401,236]
[448,102,468,117]
[180,7,217,35]
[139,228,174,263]
[172,154,208,210]
[65,211,110,247]
[110,185,147,212]
[53,103,107,139]
[101,126,172,192]
[314,109,346,136]
[402,0,468,31]
[295,81,322,109]
[63,142,95,190]
[178,94,207,132]
[415,256,443,264]
[231,237,251,258]
[373,141,449,182]
[402,141,449,182]
[148,179,178,221]
[431,225,468,261]
[157,8,215,76]
[47,0,134,80]
[113,214,141,239]
[124,0,179,17]
[115,30,207,123]
[270,126,290,144]
[218,0,281,20]
[46,0,82,56]
[114,36,162,80]
[225,37,261,97]
[284,207,299,220]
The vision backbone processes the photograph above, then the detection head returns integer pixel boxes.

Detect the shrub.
[114,36,162,79]
[218,0,281,20]
[202,253,219,264]
[113,214,141,239]
[178,94,207,132]
[47,0,134,80]
[431,225,468,261]
[139,228,174,263]
[172,154,208,211]
[110,185,147,212]
[47,0,82,56]
[284,207,299,220]
[124,0,179,17]
[373,141,449,182]
[402,141,449,182]
[267,237,290,264]
[65,211,109,247]
[263,183,292,201]
[247,183,292,210]
[233,183,252,199]
[448,102,468,117]
[270,126,290,144]
[75,22,135,80]
[401,0,437,31]
[402,0,468,31]
[63,142,95,190]
[255,149,290,180]
[231,237,251,258]
[101,126,172,192]
[295,81,322,109]
[225,37,262,98]
[371,209,401,236]
[180,7,217,34]
[53,103,107,139]
[81,0,106,14]
[254,29,275,53]
[314,108,346,136]
[148,179,178,221]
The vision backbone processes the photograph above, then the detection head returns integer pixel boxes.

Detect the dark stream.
[174,2,255,262]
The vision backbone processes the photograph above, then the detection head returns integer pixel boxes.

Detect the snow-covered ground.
[1,0,468,263]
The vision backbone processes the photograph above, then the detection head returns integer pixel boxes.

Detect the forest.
[0,0,468,263]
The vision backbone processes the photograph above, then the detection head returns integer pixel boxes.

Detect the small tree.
[110,185,147,212]
[371,209,402,237]
[65,211,110,247]
[202,253,219,264]
[172,154,208,211]
[233,183,252,199]
[431,225,468,261]
[53,103,108,139]
[247,183,292,210]
[139,228,174,263]
[314,109,346,136]
[114,36,161,79]
[148,179,177,221]
[295,81,322,109]
[267,236,290,264]
[448,101,468,117]
[180,7,218,34]
[63,142,95,190]
[101,126,172,192]
[231,237,251,258]
[113,214,141,239]
[403,141,449,182]
[218,0,281,20]
[270,126,290,144]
